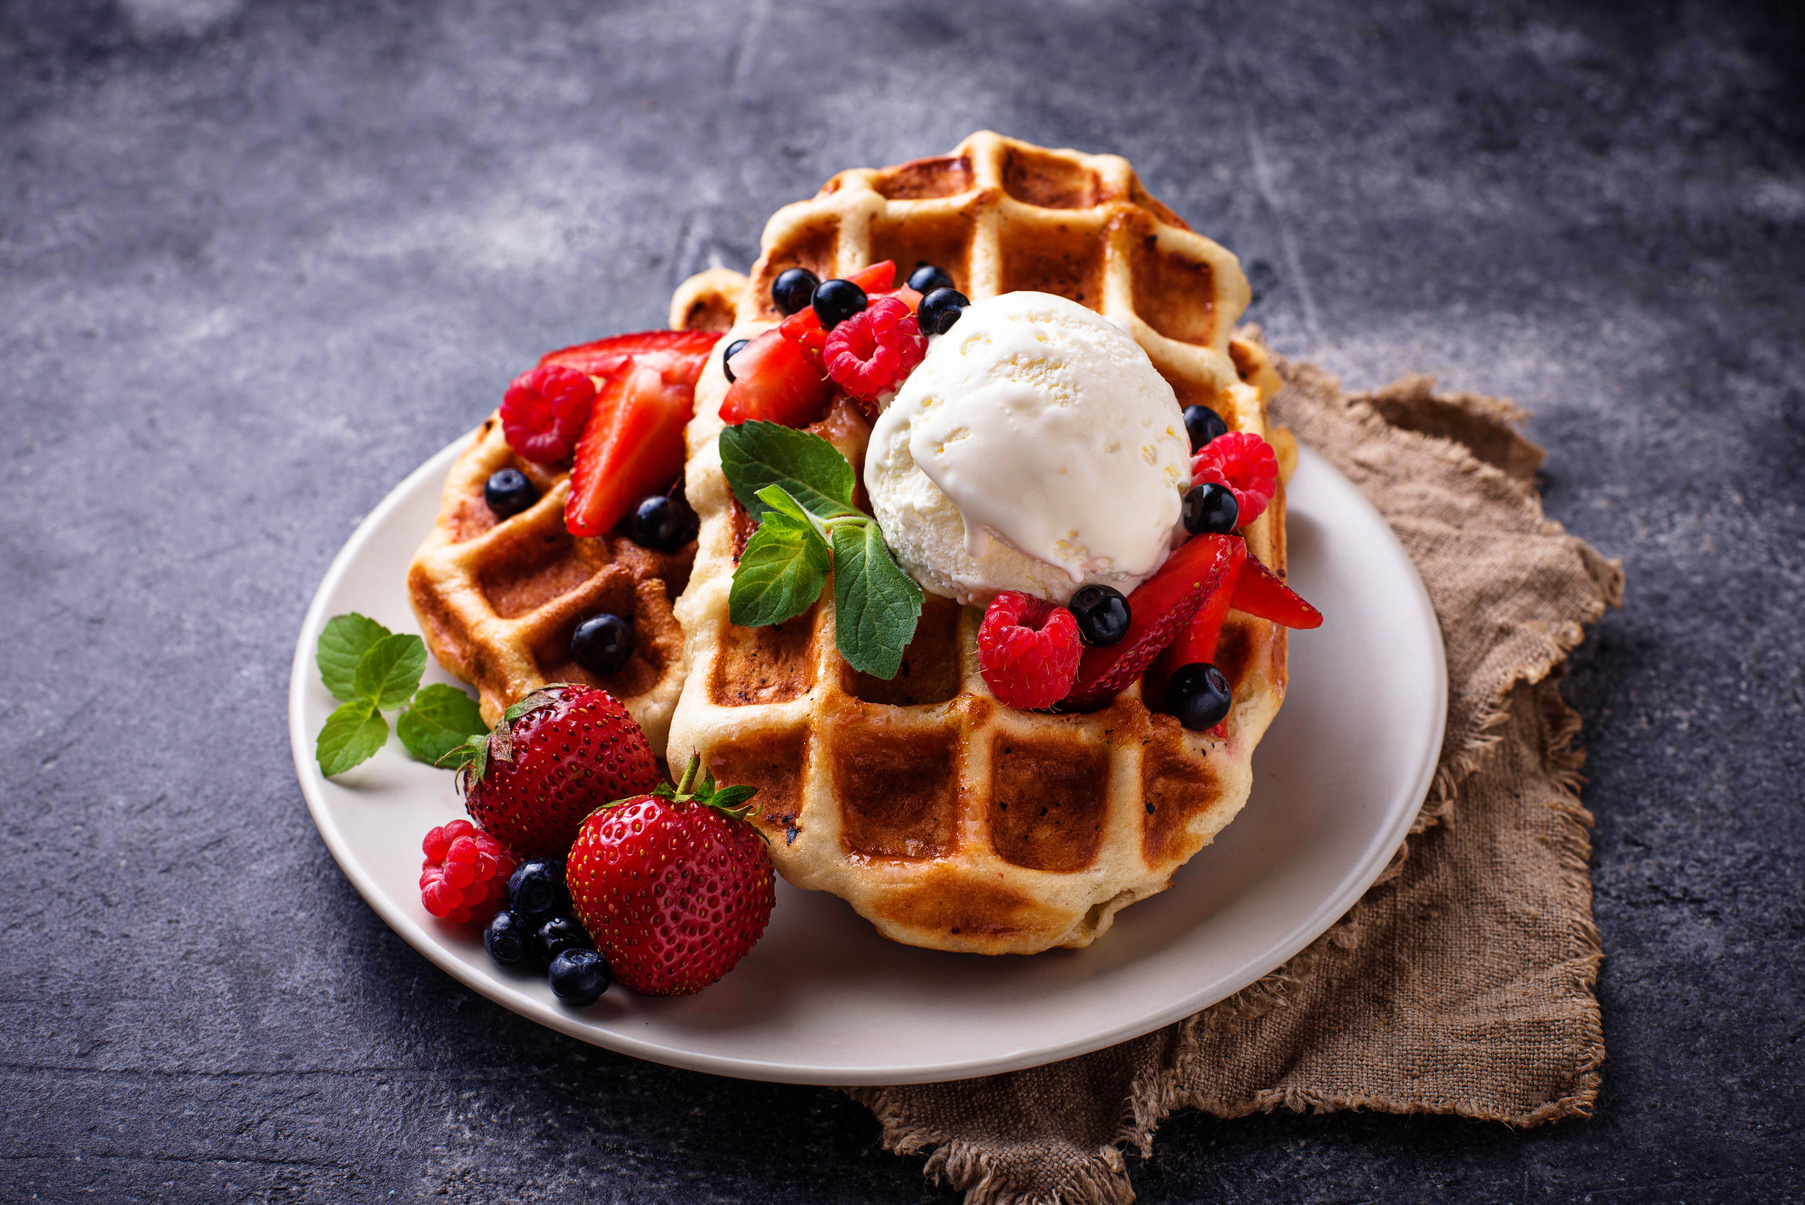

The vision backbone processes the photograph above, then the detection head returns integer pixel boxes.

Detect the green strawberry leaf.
[396,683,487,766]
[729,510,831,628]
[317,613,392,702]
[720,421,859,521]
[831,520,923,680]
[316,698,389,776]
[353,633,428,710]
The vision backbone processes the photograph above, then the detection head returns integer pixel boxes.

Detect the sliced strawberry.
[778,307,828,365]
[1066,534,1244,710]
[882,285,923,312]
[1231,557,1323,629]
[845,260,897,294]
[1160,539,1249,670]
[540,329,721,388]
[566,361,694,537]
[718,330,835,427]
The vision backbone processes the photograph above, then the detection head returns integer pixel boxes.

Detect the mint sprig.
[312,613,487,776]
[719,423,923,679]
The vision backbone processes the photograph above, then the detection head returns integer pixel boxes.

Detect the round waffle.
[665,132,1291,955]
[406,415,699,751]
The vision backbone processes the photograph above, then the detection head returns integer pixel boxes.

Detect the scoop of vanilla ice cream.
[864,291,1191,605]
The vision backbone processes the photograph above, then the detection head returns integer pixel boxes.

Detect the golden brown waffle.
[665,132,1292,954]
[406,415,698,751]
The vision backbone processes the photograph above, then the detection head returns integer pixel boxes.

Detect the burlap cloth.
[845,353,1626,1205]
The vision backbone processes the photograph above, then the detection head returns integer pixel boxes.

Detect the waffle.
[665,132,1291,954]
[406,415,700,752]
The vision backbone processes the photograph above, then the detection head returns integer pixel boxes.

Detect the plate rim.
[289,434,1447,1085]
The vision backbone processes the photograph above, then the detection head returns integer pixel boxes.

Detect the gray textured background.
[3,0,1802,1201]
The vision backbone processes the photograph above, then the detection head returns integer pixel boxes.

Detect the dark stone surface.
[3,0,1801,1200]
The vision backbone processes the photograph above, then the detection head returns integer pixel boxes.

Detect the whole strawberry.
[446,684,658,858]
[566,757,775,996]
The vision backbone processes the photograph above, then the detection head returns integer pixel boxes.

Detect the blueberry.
[1182,483,1240,535]
[570,613,634,675]
[630,494,699,552]
[907,264,955,295]
[506,859,569,923]
[1165,662,1233,731]
[1068,585,1131,647]
[917,287,969,336]
[721,337,750,383]
[811,278,868,329]
[1182,405,1228,453]
[548,948,612,1006]
[530,916,592,968]
[772,268,820,316]
[484,468,538,519]
[484,910,526,966]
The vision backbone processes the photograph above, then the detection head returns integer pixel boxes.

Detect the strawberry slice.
[566,361,694,537]
[718,330,835,427]
[778,307,828,365]
[882,285,923,312]
[540,329,721,388]
[1161,539,1249,669]
[845,260,897,294]
[1231,557,1323,629]
[1065,534,1244,710]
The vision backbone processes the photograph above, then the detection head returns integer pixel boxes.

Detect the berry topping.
[539,330,721,387]
[772,267,821,316]
[1190,431,1279,525]
[566,757,775,997]
[484,468,539,519]
[1165,662,1233,731]
[907,264,956,294]
[418,820,517,924]
[1231,557,1324,629]
[500,364,596,464]
[823,296,928,413]
[778,305,830,365]
[1161,537,1246,672]
[721,338,750,382]
[1182,482,1240,535]
[917,287,970,335]
[451,684,659,858]
[630,492,699,551]
[1182,404,1229,453]
[566,359,699,538]
[718,329,835,428]
[1068,584,1131,647]
[505,857,570,923]
[484,910,527,965]
[548,947,613,1006]
[1065,533,1244,709]
[531,915,593,967]
[570,613,634,675]
[811,278,868,330]
[977,592,1083,709]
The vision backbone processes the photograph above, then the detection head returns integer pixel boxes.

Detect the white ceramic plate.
[290,438,1445,1086]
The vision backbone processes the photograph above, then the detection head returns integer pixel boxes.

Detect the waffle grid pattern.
[666,132,1290,954]
[407,416,693,751]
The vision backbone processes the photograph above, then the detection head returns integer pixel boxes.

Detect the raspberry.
[1190,431,1278,525]
[500,364,597,463]
[977,592,1083,709]
[823,296,927,416]
[418,820,517,924]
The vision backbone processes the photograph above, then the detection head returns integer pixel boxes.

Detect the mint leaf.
[831,521,923,680]
[720,421,858,521]
[317,613,392,702]
[317,699,389,776]
[396,684,487,766]
[729,512,830,628]
[353,633,428,709]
